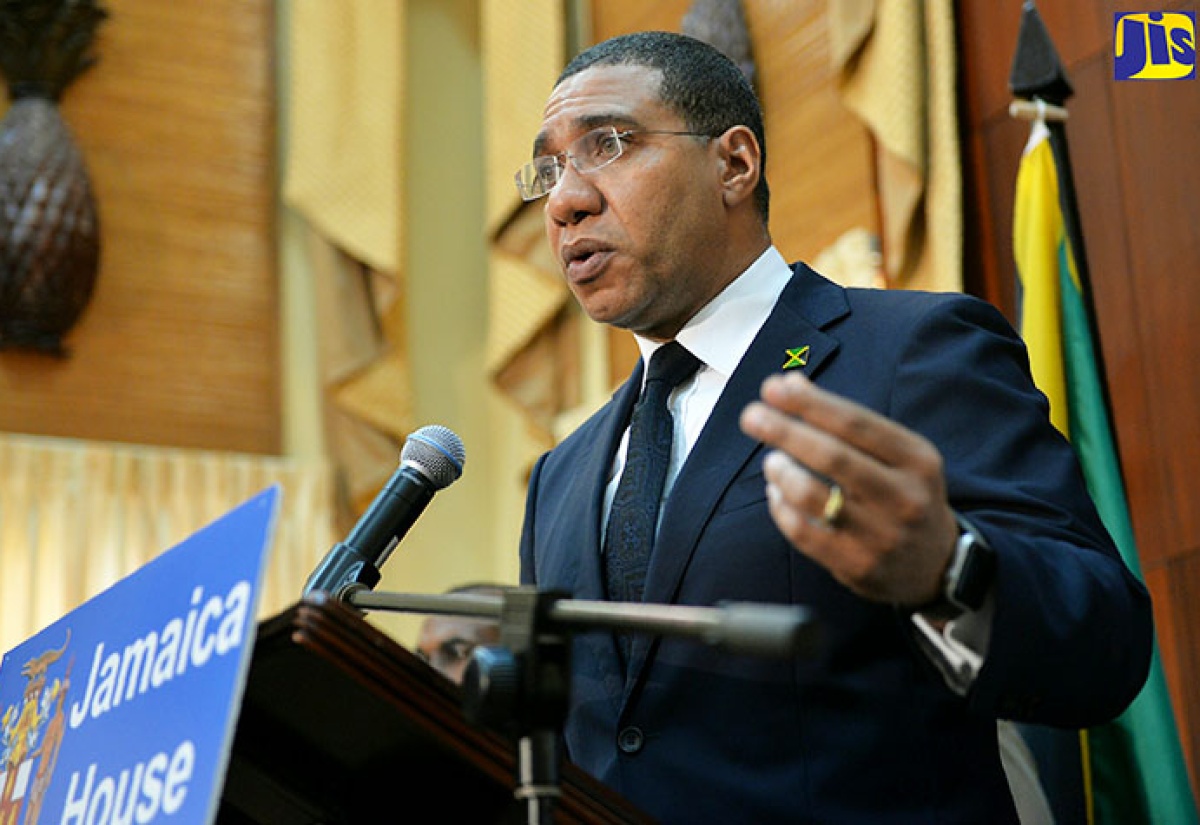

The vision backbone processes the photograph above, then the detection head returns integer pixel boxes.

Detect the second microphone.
[303,424,466,600]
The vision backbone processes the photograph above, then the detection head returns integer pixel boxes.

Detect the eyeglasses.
[514,126,713,201]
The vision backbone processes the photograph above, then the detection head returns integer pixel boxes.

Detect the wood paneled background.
[0,0,279,455]
[958,0,1200,784]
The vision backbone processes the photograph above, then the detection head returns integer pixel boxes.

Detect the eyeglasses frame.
[514,126,715,201]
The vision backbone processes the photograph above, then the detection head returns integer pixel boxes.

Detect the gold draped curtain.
[0,433,334,654]
[283,0,559,534]
[276,1,565,637]
[828,0,962,292]
[482,0,597,446]
[282,0,413,526]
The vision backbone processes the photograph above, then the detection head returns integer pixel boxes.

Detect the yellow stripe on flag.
[1013,120,1069,437]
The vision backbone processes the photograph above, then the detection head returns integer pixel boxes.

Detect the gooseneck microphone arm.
[347,589,819,660]
[343,587,820,825]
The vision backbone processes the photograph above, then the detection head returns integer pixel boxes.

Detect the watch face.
[952,531,996,611]
[913,521,995,620]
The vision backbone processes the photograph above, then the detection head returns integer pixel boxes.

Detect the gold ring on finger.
[821,483,846,528]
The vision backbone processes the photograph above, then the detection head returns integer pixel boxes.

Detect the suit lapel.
[624,265,850,684]
[572,361,644,601]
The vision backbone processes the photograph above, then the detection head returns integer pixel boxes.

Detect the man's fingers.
[762,451,845,531]
[740,372,959,606]
[742,395,887,507]
[756,371,928,469]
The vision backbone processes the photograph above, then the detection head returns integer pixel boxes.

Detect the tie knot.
[646,341,702,389]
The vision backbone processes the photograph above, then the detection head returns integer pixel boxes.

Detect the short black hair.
[558,30,770,224]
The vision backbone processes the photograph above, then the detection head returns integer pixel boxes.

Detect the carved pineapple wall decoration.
[0,0,108,356]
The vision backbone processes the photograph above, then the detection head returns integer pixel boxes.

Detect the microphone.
[303,424,466,600]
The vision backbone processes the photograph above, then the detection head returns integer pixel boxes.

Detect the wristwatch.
[916,516,996,621]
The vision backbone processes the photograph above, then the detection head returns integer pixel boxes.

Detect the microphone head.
[402,425,466,489]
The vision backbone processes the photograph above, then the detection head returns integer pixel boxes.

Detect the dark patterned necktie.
[604,341,702,620]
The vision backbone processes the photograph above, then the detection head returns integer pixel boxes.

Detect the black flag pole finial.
[1009,1,1074,105]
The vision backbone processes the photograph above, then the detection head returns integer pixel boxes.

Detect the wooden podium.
[216,593,653,824]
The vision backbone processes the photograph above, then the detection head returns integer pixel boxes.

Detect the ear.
[714,125,761,209]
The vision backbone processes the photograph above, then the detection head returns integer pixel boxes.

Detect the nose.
[545,161,602,227]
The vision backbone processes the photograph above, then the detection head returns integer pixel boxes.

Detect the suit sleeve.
[518,452,548,587]
[888,294,1152,727]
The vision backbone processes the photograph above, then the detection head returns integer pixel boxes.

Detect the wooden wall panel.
[744,0,877,265]
[964,0,1109,123]
[1146,562,1198,779]
[1107,63,1200,561]
[1164,554,1200,778]
[959,0,1200,788]
[0,0,278,455]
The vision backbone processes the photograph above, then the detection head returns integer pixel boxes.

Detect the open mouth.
[562,241,612,283]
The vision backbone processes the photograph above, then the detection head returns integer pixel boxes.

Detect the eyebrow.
[532,112,642,158]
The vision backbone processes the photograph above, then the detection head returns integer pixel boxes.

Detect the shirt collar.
[634,245,793,379]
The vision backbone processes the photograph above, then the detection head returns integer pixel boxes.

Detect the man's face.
[416,615,501,685]
[535,64,734,341]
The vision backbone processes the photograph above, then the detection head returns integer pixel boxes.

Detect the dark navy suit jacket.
[519,263,1152,824]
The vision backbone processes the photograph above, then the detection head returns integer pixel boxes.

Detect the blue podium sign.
[0,485,280,825]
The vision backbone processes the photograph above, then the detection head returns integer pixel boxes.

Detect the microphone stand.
[343,586,820,825]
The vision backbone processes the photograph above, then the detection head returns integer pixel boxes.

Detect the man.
[515,31,1152,824]
[415,583,508,685]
